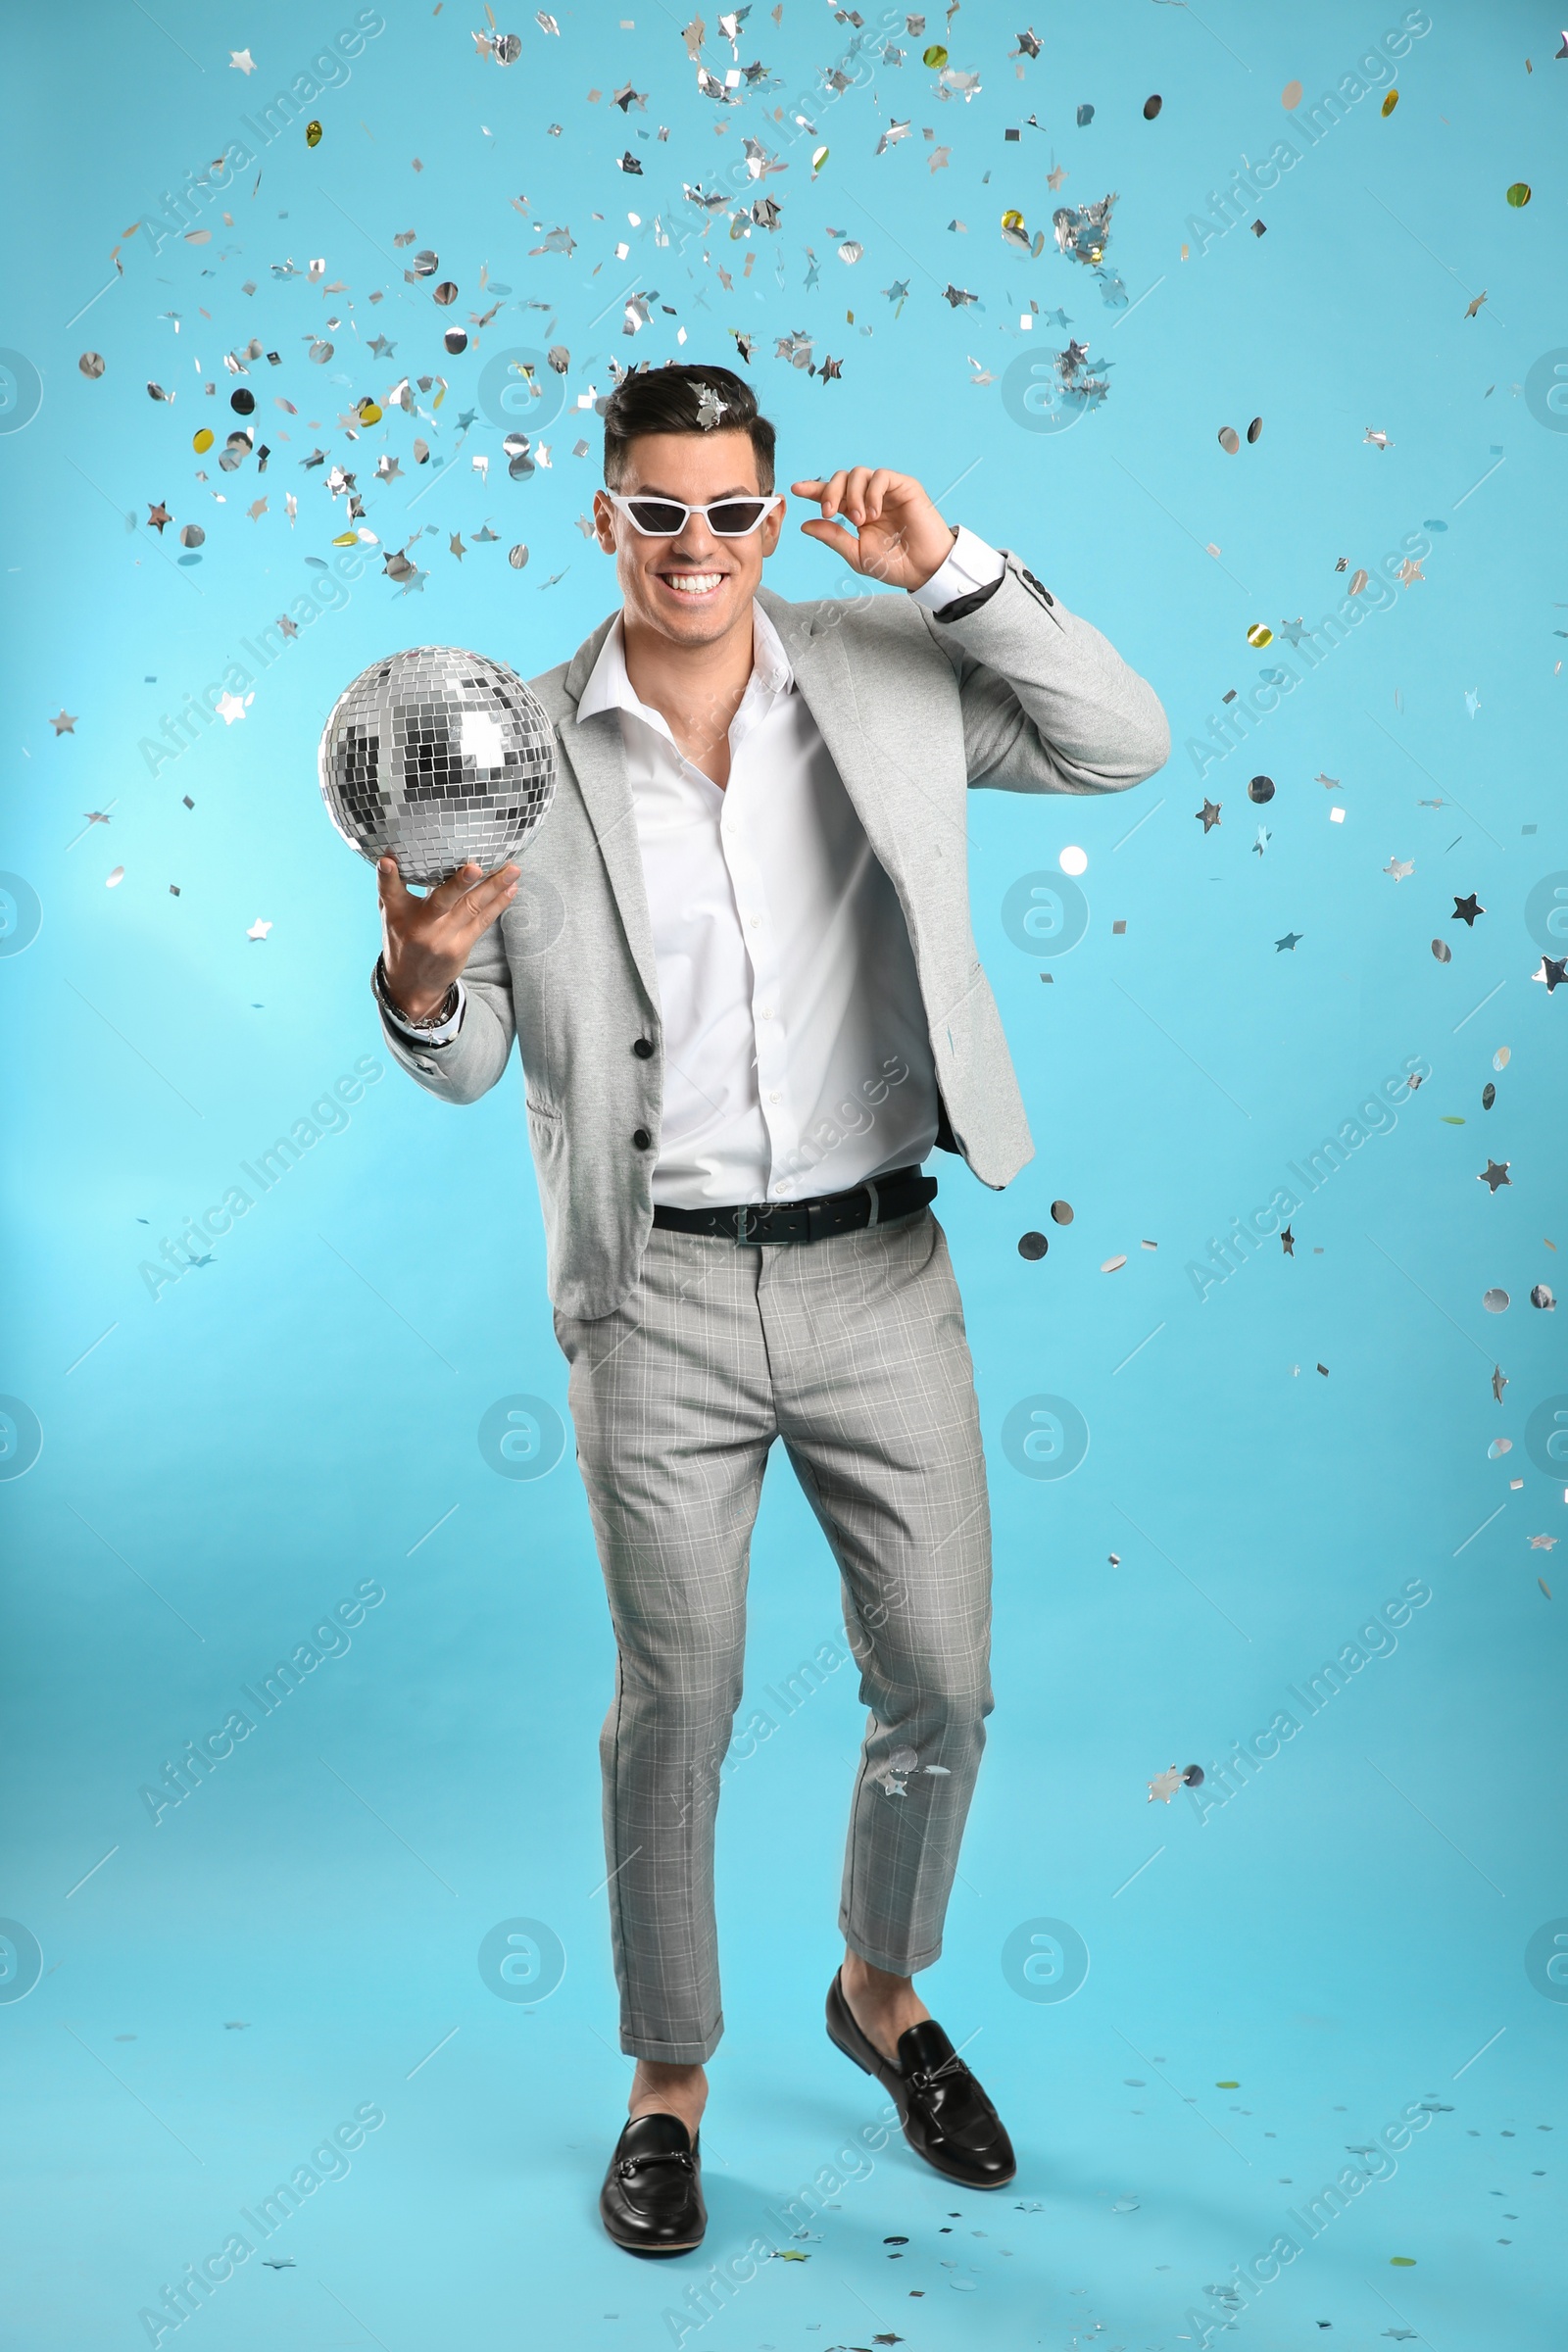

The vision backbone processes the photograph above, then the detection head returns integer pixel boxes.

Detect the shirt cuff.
[908,523,1006,612]
[382,976,466,1046]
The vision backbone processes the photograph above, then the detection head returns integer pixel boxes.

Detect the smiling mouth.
[659,569,727,599]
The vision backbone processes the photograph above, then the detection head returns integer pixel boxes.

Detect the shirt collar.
[575,601,793,727]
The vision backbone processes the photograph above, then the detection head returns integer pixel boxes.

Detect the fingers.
[376,855,412,914]
[798,515,863,570]
[791,469,907,524]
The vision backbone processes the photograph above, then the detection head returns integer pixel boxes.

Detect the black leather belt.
[652,1164,937,1247]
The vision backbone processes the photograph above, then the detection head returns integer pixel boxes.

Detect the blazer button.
[632,1127,653,1150]
[632,1037,655,1058]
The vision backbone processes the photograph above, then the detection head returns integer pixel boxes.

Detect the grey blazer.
[378,551,1169,1318]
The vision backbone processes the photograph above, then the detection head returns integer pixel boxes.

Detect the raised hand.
[377,856,519,1021]
[789,466,957,592]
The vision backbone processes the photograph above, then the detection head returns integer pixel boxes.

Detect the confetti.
[1381,87,1399,115]
[1050,1200,1073,1224]
[1483,1288,1510,1312]
[1143,94,1161,120]
[1018,1232,1049,1260]
[1218,425,1241,454]
[78,351,105,377]
[1248,775,1275,804]
[1505,181,1532,206]
[106,866,124,888]
[1282,78,1303,108]
[1102,1254,1127,1273]
[1431,937,1451,962]
[922,43,948,67]
[306,119,323,147]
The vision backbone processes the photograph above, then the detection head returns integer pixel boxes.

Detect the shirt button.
[632,1127,652,1150]
[775,1180,792,1194]
[769,1091,780,1102]
[760,1006,773,1019]
[748,916,760,928]
[632,1037,655,1058]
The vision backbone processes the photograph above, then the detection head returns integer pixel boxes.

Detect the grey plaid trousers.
[551,1205,995,2064]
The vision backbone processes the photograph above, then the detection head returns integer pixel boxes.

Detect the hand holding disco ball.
[318,644,557,886]
[319,644,558,1028]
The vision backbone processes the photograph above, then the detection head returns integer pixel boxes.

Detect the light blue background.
[2,2,1563,2345]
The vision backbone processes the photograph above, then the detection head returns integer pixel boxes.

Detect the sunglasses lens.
[709,500,771,535]
[626,499,687,534]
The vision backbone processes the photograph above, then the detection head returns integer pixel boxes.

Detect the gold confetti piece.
[192,427,214,453]
[1381,86,1399,115]
[331,530,359,546]
[1282,77,1303,108]
[306,119,323,147]
[922,43,949,67]
[1216,2080,1240,2088]
[1247,622,1273,647]
[1505,181,1532,206]
[357,398,382,422]
[1542,1579,1553,1598]
[1390,2257,1416,2267]
[811,144,828,175]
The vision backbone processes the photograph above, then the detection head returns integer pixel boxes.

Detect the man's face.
[592,428,783,648]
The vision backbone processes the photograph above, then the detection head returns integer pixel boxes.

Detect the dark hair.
[602,363,776,492]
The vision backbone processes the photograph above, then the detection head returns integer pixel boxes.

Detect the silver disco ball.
[318,645,557,885]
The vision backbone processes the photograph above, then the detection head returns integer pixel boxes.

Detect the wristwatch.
[373,954,459,1036]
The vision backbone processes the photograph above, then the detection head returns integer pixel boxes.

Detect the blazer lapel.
[549,617,662,1011]
[759,587,886,830]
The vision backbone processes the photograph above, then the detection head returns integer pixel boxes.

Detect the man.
[373,363,1167,2256]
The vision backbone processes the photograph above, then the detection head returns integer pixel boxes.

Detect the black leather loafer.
[599,2113,707,2256]
[826,1969,1016,2189]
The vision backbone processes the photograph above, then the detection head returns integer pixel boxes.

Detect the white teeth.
[664,572,722,593]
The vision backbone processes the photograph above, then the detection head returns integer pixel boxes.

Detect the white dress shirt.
[389,527,1005,1209]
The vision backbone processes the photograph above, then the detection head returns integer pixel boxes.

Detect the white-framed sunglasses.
[603,490,784,538]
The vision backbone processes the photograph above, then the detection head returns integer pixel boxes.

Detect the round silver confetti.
[444,326,469,356]
[1531,1285,1556,1310]
[433,280,459,307]
[508,543,529,568]
[1051,1199,1074,1225]
[1248,774,1275,804]
[1247,416,1263,443]
[509,451,535,479]
[78,351,105,378]
[1482,1082,1495,1109]
[1483,1288,1509,1313]
[309,340,334,364]
[179,523,205,548]
[1431,937,1452,962]
[413,248,439,276]
[503,431,530,459]
[1218,425,1240,454]
[318,644,557,887]
[1018,1231,1049,1260]
[495,30,521,62]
